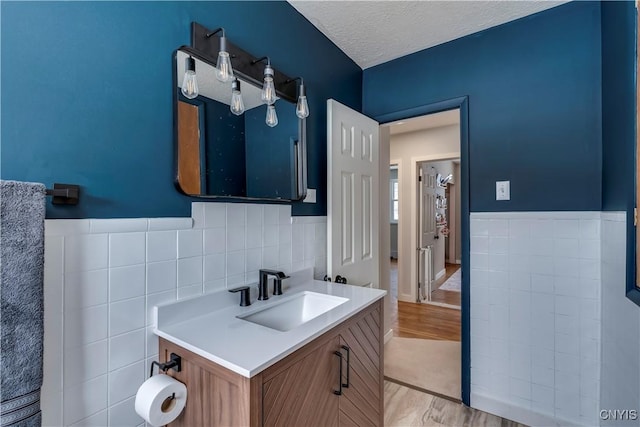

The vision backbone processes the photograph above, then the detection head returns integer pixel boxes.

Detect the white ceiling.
[387,108,459,135]
[288,0,569,69]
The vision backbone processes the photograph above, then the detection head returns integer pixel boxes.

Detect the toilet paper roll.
[135,374,187,427]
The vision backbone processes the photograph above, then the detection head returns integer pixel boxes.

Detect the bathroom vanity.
[153,272,385,427]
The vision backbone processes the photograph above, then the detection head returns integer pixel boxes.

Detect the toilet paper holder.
[149,353,182,378]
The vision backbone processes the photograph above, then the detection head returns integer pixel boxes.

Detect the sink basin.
[237,291,349,331]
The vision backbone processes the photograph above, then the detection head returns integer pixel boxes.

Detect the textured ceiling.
[288,1,569,69]
[387,108,459,135]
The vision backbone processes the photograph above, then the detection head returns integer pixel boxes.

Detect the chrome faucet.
[258,269,289,300]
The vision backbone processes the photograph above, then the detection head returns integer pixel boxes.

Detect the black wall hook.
[45,183,79,205]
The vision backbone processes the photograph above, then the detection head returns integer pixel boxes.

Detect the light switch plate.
[496,181,510,201]
[304,188,317,203]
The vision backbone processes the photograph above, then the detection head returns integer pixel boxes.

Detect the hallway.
[431,263,462,306]
[389,260,461,341]
[385,259,463,402]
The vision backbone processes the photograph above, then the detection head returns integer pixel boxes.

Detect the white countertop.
[153,269,386,378]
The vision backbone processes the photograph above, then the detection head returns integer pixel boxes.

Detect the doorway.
[417,159,461,308]
[382,108,464,402]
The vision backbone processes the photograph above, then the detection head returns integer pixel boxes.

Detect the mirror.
[173,48,307,201]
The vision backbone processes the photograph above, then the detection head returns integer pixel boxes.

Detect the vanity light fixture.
[286,77,309,119]
[190,23,308,126]
[206,28,234,82]
[252,57,277,105]
[230,78,245,116]
[181,57,199,99]
[266,105,278,127]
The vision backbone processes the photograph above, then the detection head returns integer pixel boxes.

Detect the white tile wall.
[41,202,327,427]
[470,212,602,427]
[45,207,637,427]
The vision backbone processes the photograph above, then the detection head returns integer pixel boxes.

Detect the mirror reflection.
[174,49,305,201]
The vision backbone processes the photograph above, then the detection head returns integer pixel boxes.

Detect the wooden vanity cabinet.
[261,336,341,426]
[337,306,383,427]
[159,299,383,427]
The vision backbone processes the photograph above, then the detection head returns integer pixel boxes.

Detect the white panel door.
[327,99,380,288]
[418,164,438,301]
[420,164,437,247]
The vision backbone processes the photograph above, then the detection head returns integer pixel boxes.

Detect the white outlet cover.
[304,188,317,203]
[496,181,510,201]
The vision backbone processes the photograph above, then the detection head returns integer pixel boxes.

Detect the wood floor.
[389,260,461,341]
[392,301,461,341]
[431,264,462,306]
[384,381,525,427]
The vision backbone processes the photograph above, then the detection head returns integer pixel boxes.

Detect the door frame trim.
[374,96,471,406]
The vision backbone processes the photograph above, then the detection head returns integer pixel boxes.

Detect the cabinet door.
[160,338,254,427]
[339,305,382,427]
[263,337,340,427]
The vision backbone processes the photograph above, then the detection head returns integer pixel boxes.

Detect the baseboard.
[384,329,394,344]
[470,392,577,427]
[455,259,461,264]
[423,301,460,310]
[435,269,446,280]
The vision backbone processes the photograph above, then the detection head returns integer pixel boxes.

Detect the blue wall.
[599,1,638,304]
[601,1,636,212]
[363,1,603,212]
[1,1,362,218]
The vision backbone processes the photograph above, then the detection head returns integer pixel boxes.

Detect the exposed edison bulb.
[216,51,233,82]
[181,57,198,99]
[181,70,198,99]
[230,79,244,116]
[296,95,309,119]
[266,105,278,127]
[261,65,277,105]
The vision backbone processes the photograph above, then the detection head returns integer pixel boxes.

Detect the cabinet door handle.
[333,351,343,395]
[341,345,350,388]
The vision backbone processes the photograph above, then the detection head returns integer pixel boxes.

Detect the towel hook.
[45,183,79,205]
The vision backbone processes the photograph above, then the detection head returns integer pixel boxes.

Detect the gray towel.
[0,180,45,426]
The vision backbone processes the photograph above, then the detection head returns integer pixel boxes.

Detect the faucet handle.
[273,282,282,296]
[229,286,251,307]
[273,273,290,296]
